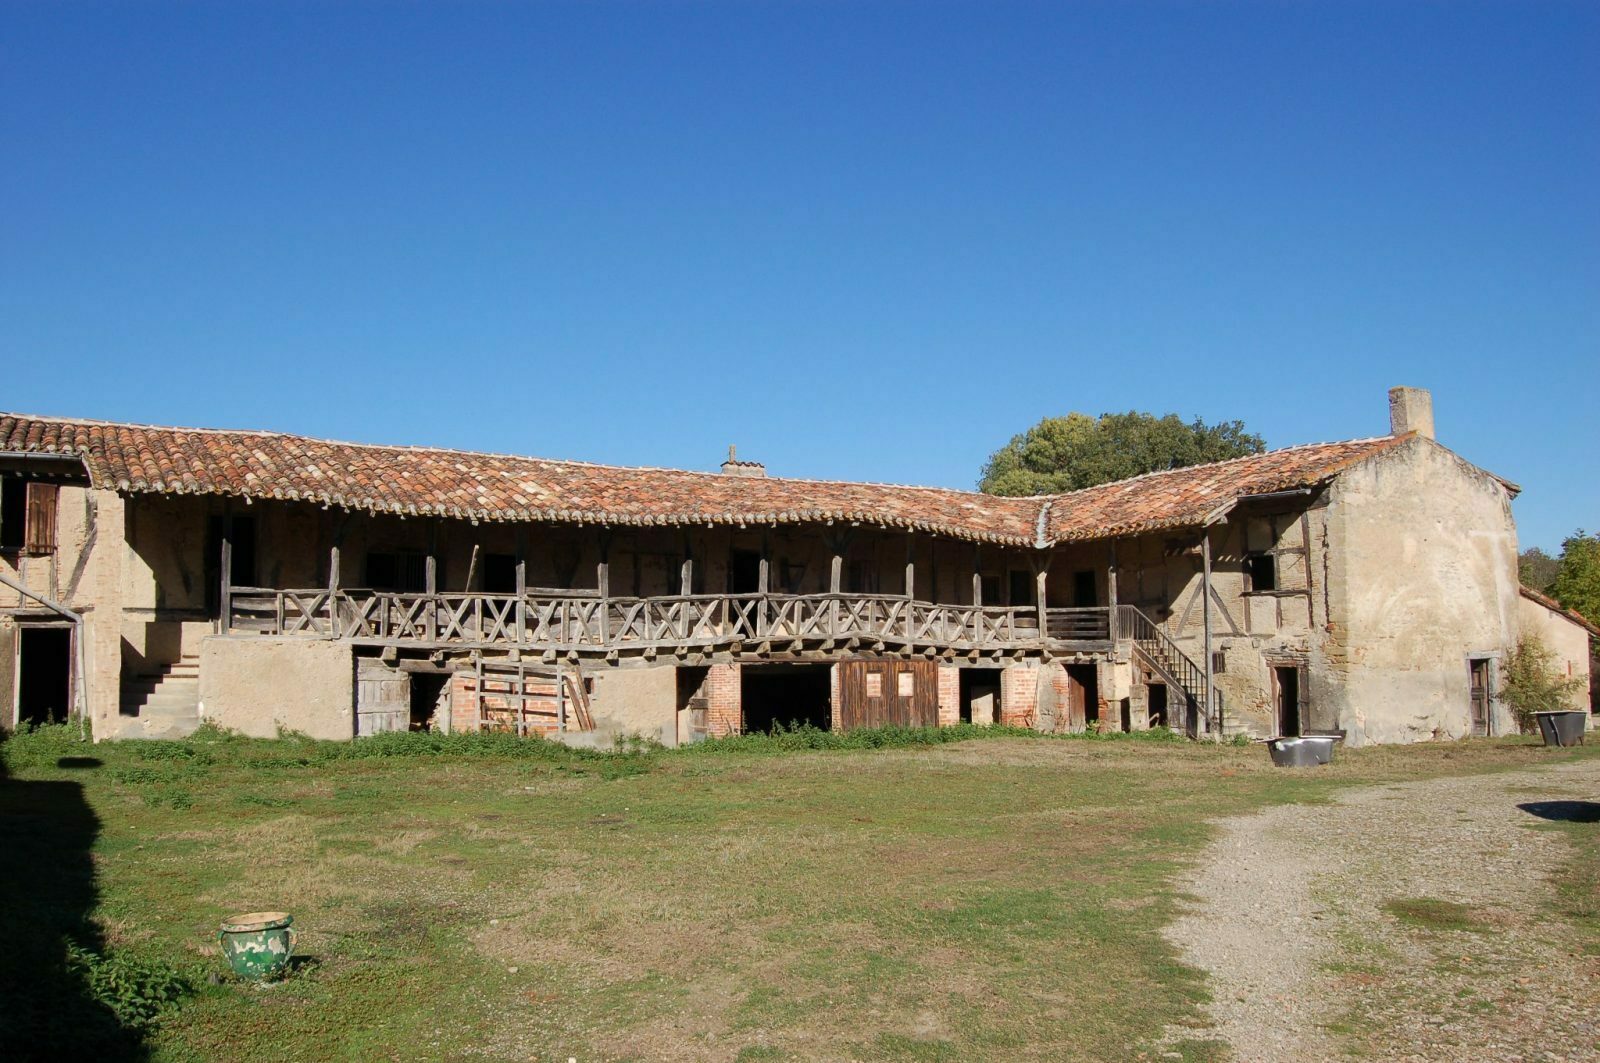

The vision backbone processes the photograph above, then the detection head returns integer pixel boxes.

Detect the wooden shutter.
[24,483,59,556]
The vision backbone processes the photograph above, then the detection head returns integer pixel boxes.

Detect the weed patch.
[1383,897,1485,932]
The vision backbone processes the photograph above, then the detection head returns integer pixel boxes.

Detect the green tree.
[1550,530,1600,627]
[1518,547,1560,592]
[978,411,1265,496]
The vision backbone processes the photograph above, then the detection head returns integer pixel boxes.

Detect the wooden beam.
[1106,539,1118,643]
[425,522,438,596]
[904,535,915,600]
[1034,565,1048,642]
[220,517,233,629]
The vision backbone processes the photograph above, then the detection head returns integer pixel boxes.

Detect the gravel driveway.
[1165,757,1600,1062]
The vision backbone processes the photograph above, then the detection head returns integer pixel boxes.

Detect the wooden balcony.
[224,588,1114,658]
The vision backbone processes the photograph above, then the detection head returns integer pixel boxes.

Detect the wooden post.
[328,544,341,638]
[426,522,438,595]
[681,530,694,596]
[1033,554,1049,644]
[426,522,439,643]
[829,553,843,594]
[515,553,528,648]
[971,544,983,606]
[1106,539,1119,644]
[220,516,233,632]
[1201,530,1214,736]
[904,535,915,601]
[597,529,612,647]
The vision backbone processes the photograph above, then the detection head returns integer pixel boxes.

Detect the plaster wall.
[198,636,354,740]
[1516,597,1592,712]
[1322,438,1519,744]
[577,662,678,746]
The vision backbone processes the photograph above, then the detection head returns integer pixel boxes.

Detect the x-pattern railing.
[228,588,1111,654]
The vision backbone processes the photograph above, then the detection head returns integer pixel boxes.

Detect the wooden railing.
[226,588,1115,654]
[1044,607,1113,642]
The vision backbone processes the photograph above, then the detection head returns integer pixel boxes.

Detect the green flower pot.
[219,911,296,981]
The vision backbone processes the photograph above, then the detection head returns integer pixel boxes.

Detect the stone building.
[0,387,1580,746]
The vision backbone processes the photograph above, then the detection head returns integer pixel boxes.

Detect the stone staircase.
[118,656,201,739]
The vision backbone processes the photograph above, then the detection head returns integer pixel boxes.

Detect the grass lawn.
[1,723,1595,1063]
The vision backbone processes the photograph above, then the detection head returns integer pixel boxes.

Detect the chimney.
[720,445,766,478]
[1388,386,1434,440]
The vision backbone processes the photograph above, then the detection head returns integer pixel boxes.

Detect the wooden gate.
[838,659,937,730]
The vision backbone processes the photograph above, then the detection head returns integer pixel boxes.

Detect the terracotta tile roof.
[0,414,1441,547]
[1520,586,1600,639]
[0,414,1043,545]
[1042,435,1414,542]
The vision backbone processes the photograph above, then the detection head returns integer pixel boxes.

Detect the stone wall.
[1322,438,1520,744]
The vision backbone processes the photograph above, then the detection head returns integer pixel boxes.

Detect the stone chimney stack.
[1388,386,1435,440]
[720,445,766,478]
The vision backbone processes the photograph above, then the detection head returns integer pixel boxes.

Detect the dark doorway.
[1008,570,1032,607]
[729,550,762,594]
[1066,663,1098,730]
[483,554,518,594]
[17,626,72,726]
[1073,570,1097,607]
[409,672,449,731]
[958,667,1001,724]
[1468,658,1492,737]
[676,666,710,743]
[205,514,258,616]
[741,664,832,733]
[1148,682,1169,728]
[1275,666,1301,737]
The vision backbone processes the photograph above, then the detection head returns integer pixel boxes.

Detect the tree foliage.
[1518,547,1560,593]
[1550,530,1600,627]
[1500,636,1586,732]
[978,411,1265,496]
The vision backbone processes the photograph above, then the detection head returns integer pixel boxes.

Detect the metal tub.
[1534,711,1587,748]
[1266,735,1340,767]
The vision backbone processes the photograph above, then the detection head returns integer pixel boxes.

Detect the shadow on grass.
[1519,800,1600,823]
[0,733,148,1061]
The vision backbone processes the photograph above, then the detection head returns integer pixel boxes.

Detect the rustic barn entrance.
[838,659,937,730]
[1274,666,1302,737]
[741,663,832,733]
[958,667,1000,724]
[16,624,72,726]
[1063,663,1097,731]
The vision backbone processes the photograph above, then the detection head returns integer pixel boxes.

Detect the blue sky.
[2,2,1595,550]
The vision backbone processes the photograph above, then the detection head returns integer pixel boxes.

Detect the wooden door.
[356,659,409,736]
[838,659,937,730]
[1468,658,1491,737]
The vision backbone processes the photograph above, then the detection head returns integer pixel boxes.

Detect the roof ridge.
[1038,435,1403,500]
